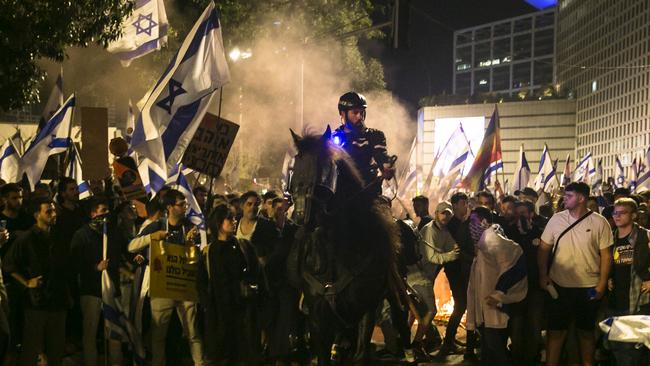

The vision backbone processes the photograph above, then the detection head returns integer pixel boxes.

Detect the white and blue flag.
[533,144,557,192]
[0,138,20,183]
[636,148,650,192]
[107,0,168,66]
[101,222,146,365]
[628,157,638,192]
[512,144,531,192]
[592,159,603,192]
[174,168,207,248]
[40,68,64,131]
[131,2,230,193]
[615,156,626,188]
[66,145,91,199]
[20,94,75,189]
[573,152,595,184]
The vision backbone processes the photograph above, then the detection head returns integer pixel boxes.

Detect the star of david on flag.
[133,13,158,36]
[131,2,230,193]
[107,0,168,66]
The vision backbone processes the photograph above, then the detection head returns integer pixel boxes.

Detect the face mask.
[90,214,108,229]
[469,218,486,244]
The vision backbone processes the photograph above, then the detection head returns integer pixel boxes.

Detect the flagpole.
[206,87,224,214]
[64,92,76,178]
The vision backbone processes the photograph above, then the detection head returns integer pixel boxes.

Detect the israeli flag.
[174,168,207,248]
[628,157,638,192]
[512,144,531,192]
[66,145,91,199]
[101,222,146,365]
[20,94,75,189]
[592,159,603,192]
[533,144,557,192]
[40,69,64,129]
[615,156,626,188]
[636,148,650,191]
[0,138,20,183]
[573,152,595,184]
[131,2,230,192]
[107,0,168,67]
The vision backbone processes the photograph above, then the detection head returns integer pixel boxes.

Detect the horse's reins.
[321,155,398,216]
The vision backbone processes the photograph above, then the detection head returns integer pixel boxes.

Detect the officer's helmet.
[338,92,367,112]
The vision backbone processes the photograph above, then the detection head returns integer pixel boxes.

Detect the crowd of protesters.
[400,183,650,366]
[0,169,648,366]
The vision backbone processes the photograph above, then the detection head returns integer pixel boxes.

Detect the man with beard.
[439,192,477,362]
[3,198,69,366]
[332,92,395,198]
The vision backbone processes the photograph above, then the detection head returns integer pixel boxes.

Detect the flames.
[433,269,466,324]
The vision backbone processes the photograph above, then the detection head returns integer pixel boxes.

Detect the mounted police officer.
[333,92,396,198]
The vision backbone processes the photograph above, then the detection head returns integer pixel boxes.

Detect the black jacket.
[333,126,391,187]
[70,223,125,298]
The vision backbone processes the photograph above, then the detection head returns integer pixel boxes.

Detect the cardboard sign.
[149,240,199,302]
[81,107,109,180]
[182,113,239,177]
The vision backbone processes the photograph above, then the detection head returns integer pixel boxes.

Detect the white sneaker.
[402,348,416,363]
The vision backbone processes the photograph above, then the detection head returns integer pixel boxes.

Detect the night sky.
[361,0,537,113]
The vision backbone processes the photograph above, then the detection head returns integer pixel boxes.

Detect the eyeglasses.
[612,210,631,216]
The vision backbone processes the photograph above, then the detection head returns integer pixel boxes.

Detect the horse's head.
[288,126,337,226]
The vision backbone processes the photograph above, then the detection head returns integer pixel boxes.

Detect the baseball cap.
[436,201,453,214]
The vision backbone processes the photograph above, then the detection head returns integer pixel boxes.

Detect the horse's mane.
[295,133,364,187]
[295,132,401,265]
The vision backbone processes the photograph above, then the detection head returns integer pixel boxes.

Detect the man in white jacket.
[466,206,528,366]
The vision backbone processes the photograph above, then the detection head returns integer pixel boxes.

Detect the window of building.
[455,46,472,71]
[456,72,471,95]
[514,17,532,33]
[475,42,491,67]
[492,66,510,91]
[474,69,490,93]
[514,33,532,60]
[512,62,531,89]
[534,29,554,56]
[457,31,473,45]
[535,12,555,28]
[493,22,511,37]
[493,38,512,64]
[475,27,491,41]
[534,60,553,86]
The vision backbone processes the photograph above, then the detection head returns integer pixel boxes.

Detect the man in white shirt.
[538,182,613,366]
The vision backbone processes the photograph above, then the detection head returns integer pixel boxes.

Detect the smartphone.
[0,220,7,231]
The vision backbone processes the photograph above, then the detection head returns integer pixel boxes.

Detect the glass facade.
[556,0,650,178]
[453,9,556,96]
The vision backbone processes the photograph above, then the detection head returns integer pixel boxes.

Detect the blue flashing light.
[524,0,557,10]
[333,135,342,146]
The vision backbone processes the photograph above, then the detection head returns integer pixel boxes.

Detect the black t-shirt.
[0,211,35,258]
[612,233,633,312]
[417,215,433,231]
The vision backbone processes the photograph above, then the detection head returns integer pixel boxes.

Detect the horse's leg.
[351,310,376,366]
[309,314,333,366]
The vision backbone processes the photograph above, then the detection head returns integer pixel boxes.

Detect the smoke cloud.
[37,5,415,192]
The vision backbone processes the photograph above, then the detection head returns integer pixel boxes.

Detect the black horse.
[287,126,401,365]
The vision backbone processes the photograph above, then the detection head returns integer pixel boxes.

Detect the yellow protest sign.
[149,240,199,302]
